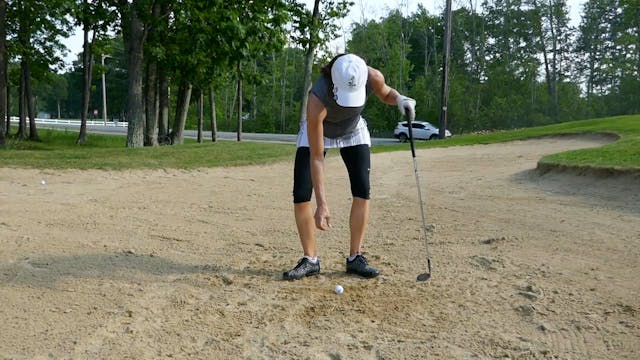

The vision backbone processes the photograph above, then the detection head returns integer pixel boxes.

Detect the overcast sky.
[306,0,585,25]
[61,0,586,66]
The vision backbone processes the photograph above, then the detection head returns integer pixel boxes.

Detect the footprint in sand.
[470,255,503,271]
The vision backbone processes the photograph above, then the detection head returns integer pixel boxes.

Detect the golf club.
[406,112,433,282]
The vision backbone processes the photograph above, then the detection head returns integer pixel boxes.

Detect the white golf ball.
[334,285,344,294]
[40,179,46,185]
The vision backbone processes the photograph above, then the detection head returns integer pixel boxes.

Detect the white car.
[393,121,452,142]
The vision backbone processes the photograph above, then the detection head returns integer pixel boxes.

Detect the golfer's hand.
[397,95,416,119]
[314,205,331,230]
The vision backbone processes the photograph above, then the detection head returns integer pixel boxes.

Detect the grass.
[374,114,640,171]
[1,115,639,172]
[0,128,296,170]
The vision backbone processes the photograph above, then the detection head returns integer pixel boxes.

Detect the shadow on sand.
[0,251,278,288]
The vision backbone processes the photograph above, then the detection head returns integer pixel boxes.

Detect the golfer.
[283,53,416,280]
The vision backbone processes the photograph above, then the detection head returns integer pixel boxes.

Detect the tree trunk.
[197,88,203,143]
[77,23,93,145]
[124,4,146,148]
[423,29,430,78]
[432,30,438,89]
[251,59,257,122]
[17,63,26,139]
[20,58,40,141]
[158,67,169,143]
[6,64,10,137]
[209,86,217,142]
[144,60,158,146]
[637,29,640,81]
[169,81,192,145]
[23,61,38,141]
[228,78,237,127]
[271,52,276,131]
[0,0,6,147]
[538,12,555,118]
[144,2,161,146]
[298,0,320,124]
[438,0,452,139]
[156,1,170,144]
[15,0,27,140]
[280,50,287,132]
[236,62,242,142]
[224,80,230,126]
[545,0,559,123]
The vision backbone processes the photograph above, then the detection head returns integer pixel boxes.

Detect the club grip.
[407,114,417,158]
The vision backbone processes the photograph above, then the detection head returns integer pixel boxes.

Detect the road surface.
[38,121,398,145]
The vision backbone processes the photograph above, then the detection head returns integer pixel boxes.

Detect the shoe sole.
[282,270,320,281]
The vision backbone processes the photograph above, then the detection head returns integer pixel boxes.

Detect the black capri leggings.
[293,144,371,203]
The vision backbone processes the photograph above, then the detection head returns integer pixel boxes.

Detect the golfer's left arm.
[368,67,415,117]
[307,93,331,230]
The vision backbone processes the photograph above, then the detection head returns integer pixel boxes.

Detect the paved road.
[39,122,399,146]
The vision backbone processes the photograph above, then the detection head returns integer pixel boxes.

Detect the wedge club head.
[416,259,432,282]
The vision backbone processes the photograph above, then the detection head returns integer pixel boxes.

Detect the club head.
[416,259,432,282]
[416,272,431,282]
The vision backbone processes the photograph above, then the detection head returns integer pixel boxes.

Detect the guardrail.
[9,116,128,127]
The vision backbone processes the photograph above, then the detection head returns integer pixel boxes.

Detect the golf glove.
[397,95,416,118]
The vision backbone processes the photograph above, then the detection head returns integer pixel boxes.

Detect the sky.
[61,0,586,66]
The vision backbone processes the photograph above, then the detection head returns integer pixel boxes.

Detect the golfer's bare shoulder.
[368,67,400,105]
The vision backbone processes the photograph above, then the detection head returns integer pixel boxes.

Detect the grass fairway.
[375,114,640,172]
[1,114,638,172]
[0,129,296,170]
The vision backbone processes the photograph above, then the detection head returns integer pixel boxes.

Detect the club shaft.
[412,157,431,259]
[407,114,432,275]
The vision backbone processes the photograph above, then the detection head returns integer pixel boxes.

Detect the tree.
[533,0,573,123]
[32,72,68,120]
[348,9,413,135]
[0,0,6,147]
[406,6,441,127]
[142,1,164,146]
[78,0,95,144]
[74,0,116,144]
[118,0,149,148]
[576,1,618,103]
[8,0,72,141]
[149,0,290,144]
[292,0,351,124]
[481,0,542,129]
[575,0,639,116]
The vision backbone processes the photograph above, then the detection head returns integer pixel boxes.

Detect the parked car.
[393,121,452,142]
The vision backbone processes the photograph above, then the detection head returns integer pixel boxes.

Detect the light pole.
[101,54,112,126]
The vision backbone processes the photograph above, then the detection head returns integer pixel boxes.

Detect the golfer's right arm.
[307,93,331,230]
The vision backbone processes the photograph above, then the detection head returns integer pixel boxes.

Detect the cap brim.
[335,89,366,108]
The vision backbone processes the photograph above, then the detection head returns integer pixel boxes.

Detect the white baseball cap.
[331,54,368,107]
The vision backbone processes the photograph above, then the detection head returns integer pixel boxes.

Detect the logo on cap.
[347,76,357,89]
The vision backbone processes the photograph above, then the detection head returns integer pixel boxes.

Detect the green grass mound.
[1,115,639,174]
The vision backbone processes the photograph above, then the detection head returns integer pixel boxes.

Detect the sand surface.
[1,136,639,359]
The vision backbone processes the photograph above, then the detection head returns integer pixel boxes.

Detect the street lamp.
[101,54,113,126]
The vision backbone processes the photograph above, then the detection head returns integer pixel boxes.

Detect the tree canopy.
[1,0,638,147]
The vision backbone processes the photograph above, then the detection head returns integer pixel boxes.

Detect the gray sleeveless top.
[310,75,373,139]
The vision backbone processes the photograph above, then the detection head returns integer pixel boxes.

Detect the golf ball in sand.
[40,179,46,185]
[334,285,344,294]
